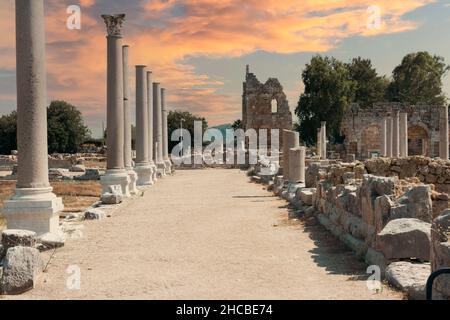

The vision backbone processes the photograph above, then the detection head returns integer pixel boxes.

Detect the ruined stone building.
[242,65,293,150]
[341,103,450,159]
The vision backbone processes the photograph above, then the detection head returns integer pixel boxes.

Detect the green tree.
[167,110,208,154]
[295,55,355,145]
[47,100,91,153]
[346,57,389,106]
[388,51,449,105]
[0,111,17,154]
[231,119,243,130]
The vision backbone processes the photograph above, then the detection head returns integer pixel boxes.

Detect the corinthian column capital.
[101,14,126,36]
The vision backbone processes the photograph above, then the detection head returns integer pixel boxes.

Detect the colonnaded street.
[11,169,400,300]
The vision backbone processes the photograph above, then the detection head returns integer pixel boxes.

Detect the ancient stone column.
[134,66,153,185]
[282,130,299,181]
[153,83,165,176]
[146,71,157,183]
[380,117,387,157]
[3,0,64,236]
[399,113,408,158]
[161,88,172,174]
[440,105,449,160]
[99,14,130,199]
[288,147,306,183]
[320,121,327,160]
[317,128,322,159]
[386,117,393,157]
[392,110,400,158]
[122,45,138,194]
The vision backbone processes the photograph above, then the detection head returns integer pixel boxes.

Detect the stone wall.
[260,155,450,299]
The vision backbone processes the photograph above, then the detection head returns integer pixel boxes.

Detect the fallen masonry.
[251,155,450,300]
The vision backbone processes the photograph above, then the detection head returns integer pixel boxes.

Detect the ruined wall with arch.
[242,66,293,150]
[341,103,447,159]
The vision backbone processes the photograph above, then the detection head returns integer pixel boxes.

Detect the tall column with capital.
[161,88,172,174]
[440,105,449,160]
[146,71,158,182]
[153,83,166,176]
[3,0,64,236]
[392,110,400,158]
[134,66,153,186]
[99,14,130,200]
[399,113,408,157]
[122,45,138,194]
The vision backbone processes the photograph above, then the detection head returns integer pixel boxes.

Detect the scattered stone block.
[376,218,431,261]
[1,229,37,249]
[0,246,43,295]
[385,261,430,300]
[70,164,86,173]
[38,232,66,251]
[298,188,316,206]
[397,185,433,222]
[84,208,107,220]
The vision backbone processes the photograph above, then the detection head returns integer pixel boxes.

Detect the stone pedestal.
[399,113,408,157]
[386,117,393,157]
[380,117,387,157]
[146,71,158,183]
[3,0,63,236]
[392,110,400,158]
[122,45,138,194]
[282,130,299,180]
[289,147,306,183]
[100,14,130,199]
[153,83,166,176]
[161,88,172,174]
[135,65,153,186]
[320,121,327,160]
[440,105,449,160]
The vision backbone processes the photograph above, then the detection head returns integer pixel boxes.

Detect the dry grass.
[84,160,106,169]
[0,180,101,218]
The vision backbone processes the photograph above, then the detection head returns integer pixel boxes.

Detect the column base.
[134,163,154,186]
[2,187,64,236]
[149,162,158,183]
[126,168,138,195]
[100,169,130,197]
[156,162,166,177]
[164,159,172,174]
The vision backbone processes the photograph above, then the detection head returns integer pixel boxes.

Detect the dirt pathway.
[10,169,401,300]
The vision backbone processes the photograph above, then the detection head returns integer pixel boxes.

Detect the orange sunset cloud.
[0,0,435,132]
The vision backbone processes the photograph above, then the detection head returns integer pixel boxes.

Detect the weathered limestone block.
[0,246,43,295]
[305,162,321,188]
[396,185,433,222]
[70,164,86,173]
[376,218,431,261]
[360,175,397,243]
[431,210,450,299]
[374,195,394,235]
[385,261,430,300]
[1,230,37,249]
[101,185,123,205]
[38,232,66,250]
[298,188,316,206]
[84,208,107,220]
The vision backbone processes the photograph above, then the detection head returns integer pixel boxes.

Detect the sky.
[1,0,450,138]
